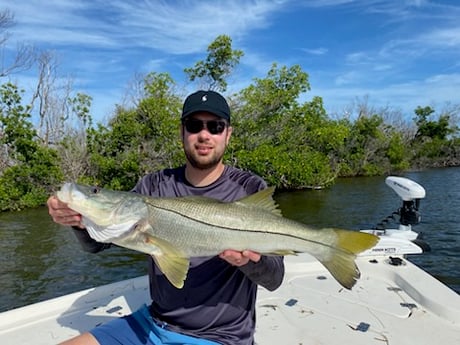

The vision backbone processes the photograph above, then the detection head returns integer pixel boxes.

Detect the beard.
[181,126,231,171]
[184,148,224,170]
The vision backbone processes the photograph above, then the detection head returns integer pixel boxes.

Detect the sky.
[1,0,459,123]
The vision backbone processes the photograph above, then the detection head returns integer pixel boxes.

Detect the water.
[0,168,459,312]
[275,167,460,295]
[0,210,147,312]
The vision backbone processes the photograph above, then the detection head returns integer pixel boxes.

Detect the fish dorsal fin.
[237,186,282,216]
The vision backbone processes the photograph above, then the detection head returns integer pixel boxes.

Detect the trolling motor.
[360,176,430,256]
[384,176,425,230]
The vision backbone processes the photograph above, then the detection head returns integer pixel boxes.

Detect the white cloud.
[420,26,460,48]
[240,51,274,76]
[3,0,460,123]
[313,71,460,117]
[345,52,371,65]
[302,47,328,56]
[7,0,287,54]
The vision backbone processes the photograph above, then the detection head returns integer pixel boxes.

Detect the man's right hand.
[47,195,84,228]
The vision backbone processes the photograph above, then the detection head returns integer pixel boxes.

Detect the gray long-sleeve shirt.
[73,165,285,344]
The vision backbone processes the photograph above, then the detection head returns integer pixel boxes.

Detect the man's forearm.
[239,256,285,291]
[71,226,111,253]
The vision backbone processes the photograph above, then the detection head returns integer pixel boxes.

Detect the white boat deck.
[256,254,460,344]
[1,254,459,345]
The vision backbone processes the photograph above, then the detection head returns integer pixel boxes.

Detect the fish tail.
[333,229,379,255]
[319,229,378,289]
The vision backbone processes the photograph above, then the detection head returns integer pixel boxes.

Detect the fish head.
[56,183,147,229]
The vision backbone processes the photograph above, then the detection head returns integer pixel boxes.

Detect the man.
[47,90,285,345]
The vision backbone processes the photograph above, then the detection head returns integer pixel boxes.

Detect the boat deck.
[1,254,459,344]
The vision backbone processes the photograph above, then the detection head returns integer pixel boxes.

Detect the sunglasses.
[183,119,228,135]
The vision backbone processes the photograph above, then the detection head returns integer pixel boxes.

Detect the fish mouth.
[57,183,88,205]
[57,183,113,225]
[56,182,152,243]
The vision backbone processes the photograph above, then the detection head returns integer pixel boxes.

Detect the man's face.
[181,112,232,170]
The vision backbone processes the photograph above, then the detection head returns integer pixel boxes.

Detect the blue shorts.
[90,304,220,345]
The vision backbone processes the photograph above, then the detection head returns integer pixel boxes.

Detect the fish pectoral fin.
[146,236,189,289]
[153,254,189,289]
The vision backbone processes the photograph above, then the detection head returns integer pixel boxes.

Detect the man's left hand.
[219,250,261,267]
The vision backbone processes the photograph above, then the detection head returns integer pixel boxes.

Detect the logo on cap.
[202,95,207,102]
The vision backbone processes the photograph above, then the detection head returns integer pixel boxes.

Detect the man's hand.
[47,195,84,228]
[219,250,261,267]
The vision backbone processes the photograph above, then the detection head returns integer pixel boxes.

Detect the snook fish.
[57,183,378,290]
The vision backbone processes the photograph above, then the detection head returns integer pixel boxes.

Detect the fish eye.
[91,186,101,194]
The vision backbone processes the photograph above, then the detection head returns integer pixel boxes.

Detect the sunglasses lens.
[207,121,226,134]
[184,120,226,134]
[184,120,204,133]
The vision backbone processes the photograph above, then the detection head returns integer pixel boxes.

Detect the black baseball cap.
[181,90,230,122]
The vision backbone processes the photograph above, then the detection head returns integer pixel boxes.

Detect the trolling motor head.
[360,176,429,256]
[385,176,425,228]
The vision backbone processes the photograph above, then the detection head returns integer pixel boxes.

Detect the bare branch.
[0,9,36,77]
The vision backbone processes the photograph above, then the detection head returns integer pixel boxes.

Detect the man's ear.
[226,126,233,145]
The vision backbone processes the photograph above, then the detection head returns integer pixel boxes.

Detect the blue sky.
[2,0,460,123]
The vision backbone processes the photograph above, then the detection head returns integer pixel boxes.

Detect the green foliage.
[386,132,410,171]
[85,72,183,190]
[2,34,460,211]
[339,114,389,176]
[411,105,459,168]
[235,144,335,189]
[184,35,243,92]
[0,147,63,211]
[67,93,93,128]
[0,83,63,211]
[232,63,310,149]
[229,63,337,188]
[86,111,141,188]
[0,83,36,162]
[414,106,454,140]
